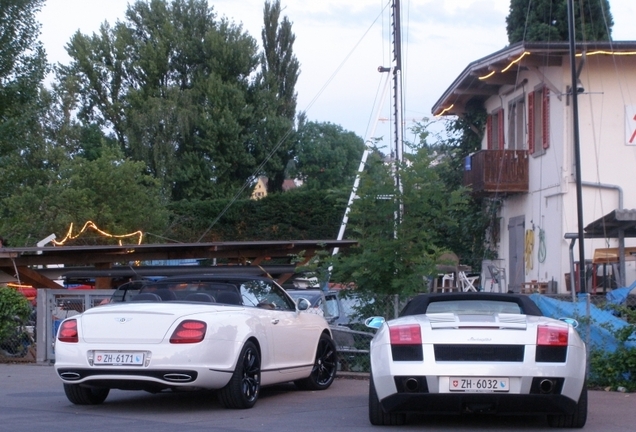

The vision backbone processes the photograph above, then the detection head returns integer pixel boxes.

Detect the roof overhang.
[432,41,636,117]
[584,209,636,238]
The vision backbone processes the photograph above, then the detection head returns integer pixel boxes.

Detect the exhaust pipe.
[59,371,81,380]
[539,379,554,394]
[404,378,419,392]
[163,373,194,382]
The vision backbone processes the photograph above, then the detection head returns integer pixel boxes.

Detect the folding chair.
[458,271,478,292]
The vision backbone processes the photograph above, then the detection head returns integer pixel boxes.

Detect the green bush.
[587,304,636,391]
[0,287,32,341]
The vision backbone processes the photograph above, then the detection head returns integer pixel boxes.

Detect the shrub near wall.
[0,287,32,342]
[167,189,348,242]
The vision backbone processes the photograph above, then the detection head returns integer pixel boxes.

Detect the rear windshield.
[426,300,522,315]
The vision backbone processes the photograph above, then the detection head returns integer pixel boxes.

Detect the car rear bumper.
[380,391,578,415]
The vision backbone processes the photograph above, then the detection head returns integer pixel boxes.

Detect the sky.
[37,0,636,148]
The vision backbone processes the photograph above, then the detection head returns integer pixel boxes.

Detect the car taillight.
[170,320,207,344]
[58,319,78,343]
[389,324,422,345]
[537,325,568,346]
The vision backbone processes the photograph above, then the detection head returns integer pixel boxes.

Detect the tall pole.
[392,0,404,228]
[567,0,586,293]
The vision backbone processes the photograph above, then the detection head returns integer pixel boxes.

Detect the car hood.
[76,302,242,344]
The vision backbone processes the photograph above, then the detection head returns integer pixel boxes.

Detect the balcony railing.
[463,150,528,195]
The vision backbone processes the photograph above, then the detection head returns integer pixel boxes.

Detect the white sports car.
[365,292,587,427]
[54,275,337,409]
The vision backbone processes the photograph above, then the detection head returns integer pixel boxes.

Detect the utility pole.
[391,0,404,228]
[567,0,586,293]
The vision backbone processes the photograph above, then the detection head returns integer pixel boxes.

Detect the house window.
[528,86,550,155]
[487,108,504,150]
[508,98,525,150]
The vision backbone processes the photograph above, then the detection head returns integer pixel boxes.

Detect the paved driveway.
[1,364,633,431]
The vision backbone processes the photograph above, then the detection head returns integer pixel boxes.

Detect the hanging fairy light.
[52,221,144,246]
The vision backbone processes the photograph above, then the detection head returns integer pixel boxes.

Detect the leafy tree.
[506,0,613,44]
[1,145,168,246]
[330,142,471,297]
[292,120,365,191]
[418,108,494,269]
[0,0,48,189]
[58,0,262,200]
[252,0,300,193]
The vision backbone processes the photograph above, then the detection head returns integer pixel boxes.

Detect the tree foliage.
[2,145,168,245]
[0,0,48,185]
[292,120,365,191]
[506,0,613,44]
[58,0,263,200]
[252,0,300,193]
[330,142,471,296]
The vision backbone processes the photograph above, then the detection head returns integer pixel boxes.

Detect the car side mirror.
[559,317,579,328]
[365,316,385,329]
[296,298,311,311]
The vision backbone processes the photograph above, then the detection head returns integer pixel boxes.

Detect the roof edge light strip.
[479,51,531,80]
[436,104,454,117]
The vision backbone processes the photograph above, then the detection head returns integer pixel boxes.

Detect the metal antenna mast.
[391,0,404,227]
[333,0,404,254]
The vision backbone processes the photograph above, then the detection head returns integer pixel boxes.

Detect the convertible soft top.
[399,292,543,317]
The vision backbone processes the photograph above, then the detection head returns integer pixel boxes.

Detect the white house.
[432,41,636,294]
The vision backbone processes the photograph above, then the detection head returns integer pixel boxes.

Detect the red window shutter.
[542,88,550,149]
[528,92,535,154]
[486,114,493,150]
[497,108,505,150]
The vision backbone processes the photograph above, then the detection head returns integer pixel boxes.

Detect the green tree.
[292,120,365,191]
[330,142,471,297]
[1,145,168,245]
[59,0,262,200]
[418,109,494,270]
[252,0,300,193]
[506,0,613,44]
[0,0,48,188]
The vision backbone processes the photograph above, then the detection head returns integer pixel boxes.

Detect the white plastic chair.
[458,271,478,292]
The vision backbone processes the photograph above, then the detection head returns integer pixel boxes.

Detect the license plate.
[449,377,509,392]
[94,351,145,366]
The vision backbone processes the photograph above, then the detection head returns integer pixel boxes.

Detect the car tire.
[369,375,406,426]
[63,384,109,405]
[218,340,261,409]
[294,333,337,391]
[547,384,587,428]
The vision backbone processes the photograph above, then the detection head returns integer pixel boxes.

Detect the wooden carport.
[0,240,357,289]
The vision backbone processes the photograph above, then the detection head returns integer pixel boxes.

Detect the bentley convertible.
[365,292,587,427]
[54,274,337,409]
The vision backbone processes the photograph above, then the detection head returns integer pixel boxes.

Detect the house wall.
[482,54,636,293]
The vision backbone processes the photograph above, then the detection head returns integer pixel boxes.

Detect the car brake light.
[389,324,422,345]
[170,320,207,344]
[537,325,568,346]
[58,319,78,343]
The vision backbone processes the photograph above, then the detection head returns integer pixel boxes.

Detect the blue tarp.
[605,280,636,305]
[529,293,636,352]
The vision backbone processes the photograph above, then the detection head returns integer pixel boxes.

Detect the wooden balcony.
[463,150,528,195]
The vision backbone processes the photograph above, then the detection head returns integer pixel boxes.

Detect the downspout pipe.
[581,182,626,287]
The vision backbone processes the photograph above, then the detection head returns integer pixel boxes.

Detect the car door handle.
[271,318,279,325]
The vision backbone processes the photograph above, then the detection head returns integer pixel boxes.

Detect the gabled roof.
[432,41,636,117]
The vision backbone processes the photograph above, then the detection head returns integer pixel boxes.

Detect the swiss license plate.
[449,377,509,392]
[94,351,144,366]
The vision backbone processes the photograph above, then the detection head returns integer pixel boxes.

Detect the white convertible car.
[366,292,587,428]
[54,275,337,409]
